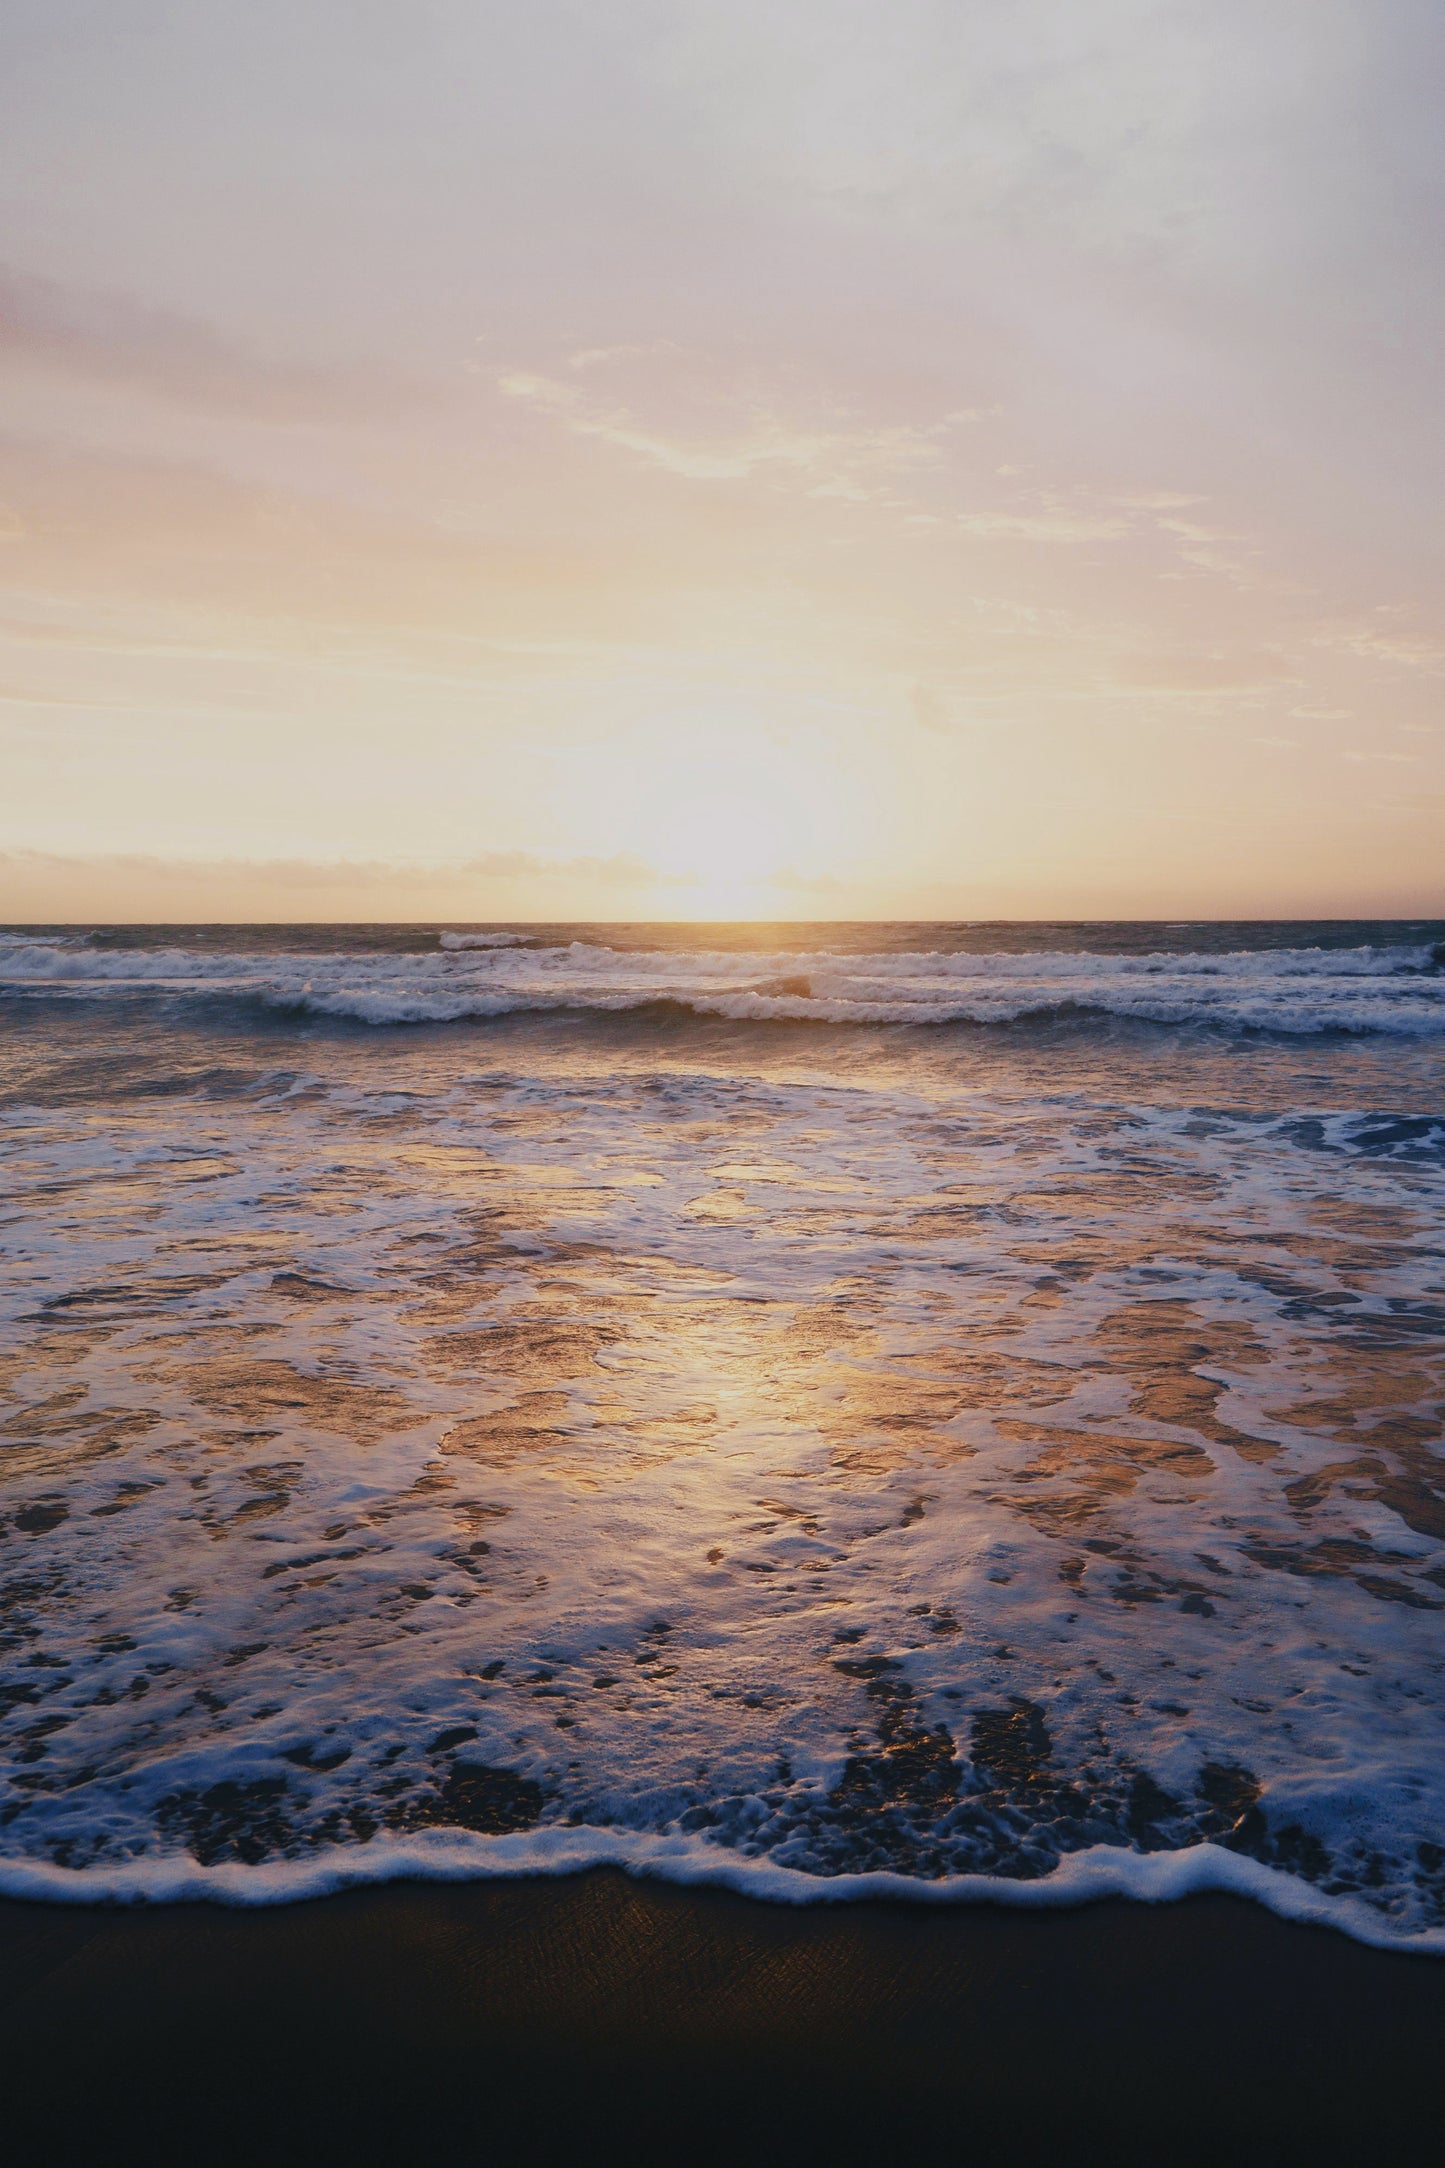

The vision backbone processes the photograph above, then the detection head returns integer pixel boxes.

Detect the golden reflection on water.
[5,1104,1443,1571]
[2,1037,1443,1912]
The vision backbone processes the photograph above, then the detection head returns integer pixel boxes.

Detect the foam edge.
[1,1831,1441,1953]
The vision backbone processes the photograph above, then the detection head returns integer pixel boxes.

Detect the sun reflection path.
[1,1051,1443,1928]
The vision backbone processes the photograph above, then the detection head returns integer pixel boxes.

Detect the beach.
[3,1869,1444,2164]
[9,0,1445,2151]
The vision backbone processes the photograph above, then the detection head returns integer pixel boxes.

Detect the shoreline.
[3,1830,1442,1957]
[3,1870,1442,2165]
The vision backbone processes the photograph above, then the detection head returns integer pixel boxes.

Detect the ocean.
[1,921,1443,1944]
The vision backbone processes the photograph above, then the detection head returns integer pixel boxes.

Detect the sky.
[1,0,1442,921]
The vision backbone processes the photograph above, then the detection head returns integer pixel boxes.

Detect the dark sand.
[1,1873,1441,2165]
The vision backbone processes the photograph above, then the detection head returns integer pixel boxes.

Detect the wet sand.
[1,1873,1441,2165]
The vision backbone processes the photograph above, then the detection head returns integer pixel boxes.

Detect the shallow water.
[1,923,1443,1941]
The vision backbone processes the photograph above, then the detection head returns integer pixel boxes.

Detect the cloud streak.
[0,262,417,418]
[0,849,686,924]
[498,367,962,495]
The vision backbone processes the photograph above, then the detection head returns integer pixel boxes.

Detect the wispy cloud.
[498,361,1267,562]
[1315,616,1445,676]
[953,503,1128,543]
[459,850,681,887]
[0,847,684,921]
[498,368,961,495]
[567,342,679,372]
[0,263,416,418]
[0,847,673,890]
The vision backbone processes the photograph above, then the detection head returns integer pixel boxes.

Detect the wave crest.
[2,936,1444,1037]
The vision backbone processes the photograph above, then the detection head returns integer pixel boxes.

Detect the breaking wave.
[3,933,1444,1037]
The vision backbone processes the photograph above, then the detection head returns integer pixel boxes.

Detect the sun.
[651,785,792,914]
[565,712,868,919]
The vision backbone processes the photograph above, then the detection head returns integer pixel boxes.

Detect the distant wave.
[2,936,1444,1037]
[438,931,530,950]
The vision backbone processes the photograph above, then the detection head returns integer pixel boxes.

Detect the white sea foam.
[0,1828,1440,1952]
[439,931,529,949]
[2,1029,1443,1943]
[2,936,1443,1035]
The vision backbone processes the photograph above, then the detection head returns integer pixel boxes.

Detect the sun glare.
[619,734,850,917]
[651,787,789,913]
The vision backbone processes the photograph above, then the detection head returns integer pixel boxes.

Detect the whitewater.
[1,921,1442,1946]
[2,924,1445,1035]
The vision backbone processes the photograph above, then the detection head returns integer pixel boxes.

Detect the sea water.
[1,921,1442,1944]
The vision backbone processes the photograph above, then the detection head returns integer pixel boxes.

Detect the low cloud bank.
[0,849,676,923]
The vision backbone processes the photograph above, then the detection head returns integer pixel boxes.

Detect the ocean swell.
[2,935,1444,1037]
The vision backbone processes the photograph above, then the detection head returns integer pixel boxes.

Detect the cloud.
[0,262,415,418]
[1320,622,1445,676]
[460,850,681,887]
[498,368,957,494]
[954,505,1128,543]
[0,847,671,890]
[499,363,1261,561]
[0,849,687,923]
[567,342,679,372]
[1116,493,1210,511]
[0,427,667,647]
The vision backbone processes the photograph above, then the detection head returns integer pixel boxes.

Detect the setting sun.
[558,719,867,918]
[632,754,798,914]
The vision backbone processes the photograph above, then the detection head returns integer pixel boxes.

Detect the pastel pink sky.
[2,2,1442,919]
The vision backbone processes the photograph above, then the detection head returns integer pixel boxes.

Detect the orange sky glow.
[2,2,1442,921]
